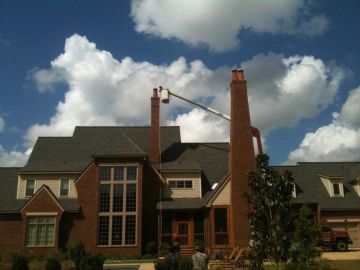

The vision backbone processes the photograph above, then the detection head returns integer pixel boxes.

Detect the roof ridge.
[121,131,146,153]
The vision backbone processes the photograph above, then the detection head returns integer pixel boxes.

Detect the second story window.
[168,180,193,189]
[25,179,35,197]
[333,183,340,195]
[60,179,70,196]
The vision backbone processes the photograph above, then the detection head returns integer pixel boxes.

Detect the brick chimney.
[150,88,160,163]
[230,69,256,247]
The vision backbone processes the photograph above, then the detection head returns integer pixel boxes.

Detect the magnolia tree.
[246,154,295,270]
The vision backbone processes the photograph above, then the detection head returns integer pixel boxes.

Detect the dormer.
[161,171,202,199]
[292,182,297,198]
[351,174,360,196]
[319,175,344,197]
[17,173,79,199]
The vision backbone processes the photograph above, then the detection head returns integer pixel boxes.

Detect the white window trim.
[59,178,70,197]
[24,179,36,198]
[25,214,57,247]
[292,183,297,198]
[167,179,194,189]
[98,165,138,247]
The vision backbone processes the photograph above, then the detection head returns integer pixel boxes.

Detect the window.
[214,207,228,245]
[333,183,340,195]
[98,166,137,246]
[60,179,69,196]
[168,180,193,189]
[25,179,35,197]
[292,183,297,198]
[26,216,55,247]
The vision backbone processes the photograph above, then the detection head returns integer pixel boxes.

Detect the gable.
[20,186,64,213]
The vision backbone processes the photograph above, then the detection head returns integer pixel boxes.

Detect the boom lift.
[158,86,263,155]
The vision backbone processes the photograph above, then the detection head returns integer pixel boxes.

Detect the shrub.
[79,253,104,270]
[158,242,170,257]
[178,257,193,270]
[144,241,157,255]
[155,259,170,270]
[10,253,28,270]
[67,243,86,270]
[45,257,62,270]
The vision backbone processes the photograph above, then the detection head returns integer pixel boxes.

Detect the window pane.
[100,167,111,181]
[194,213,204,233]
[162,212,172,234]
[113,184,123,212]
[26,224,36,246]
[45,224,54,245]
[214,208,228,245]
[126,184,137,212]
[125,215,136,245]
[114,167,124,181]
[98,216,109,245]
[26,179,35,196]
[60,179,69,196]
[127,167,137,180]
[333,183,340,195]
[177,181,184,188]
[99,184,110,212]
[36,224,45,245]
[112,216,123,245]
[185,181,193,188]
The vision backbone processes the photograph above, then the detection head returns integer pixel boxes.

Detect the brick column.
[230,70,256,247]
[150,88,160,163]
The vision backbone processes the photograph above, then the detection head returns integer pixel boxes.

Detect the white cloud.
[130,0,329,52]
[0,117,4,132]
[288,86,360,163]
[0,145,29,167]
[28,67,65,93]
[24,35,344,151]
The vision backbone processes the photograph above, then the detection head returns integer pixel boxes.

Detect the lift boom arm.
[158,87,263,155]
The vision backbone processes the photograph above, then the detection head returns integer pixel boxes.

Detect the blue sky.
[0,0,360,166]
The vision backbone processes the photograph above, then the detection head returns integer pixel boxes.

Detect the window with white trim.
[25,179,35,197]
[60,179,70,196]
[168,180,193,189]
[331,180,344,197]
[98,166,137,246]
[26,216,55,247]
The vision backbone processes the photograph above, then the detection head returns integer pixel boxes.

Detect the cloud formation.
[131,0,329,52]
[288,86,360,162]
[0,145,30,167]
[0,34,344,166]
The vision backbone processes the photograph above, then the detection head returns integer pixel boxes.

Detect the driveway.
[322,251,360,260]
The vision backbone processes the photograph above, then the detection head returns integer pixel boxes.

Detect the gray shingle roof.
[21,126,181,172]
[273,162,360,210]
[0,167,80,213]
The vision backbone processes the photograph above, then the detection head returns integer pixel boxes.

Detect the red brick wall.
[151,89,160,163]
[141,163,162,249]
[229,71,256,247]
[0,214,23,256]
[71,159,145,256]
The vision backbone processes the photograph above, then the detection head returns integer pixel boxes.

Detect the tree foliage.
[289,204,321,269]
[246,154,295,270]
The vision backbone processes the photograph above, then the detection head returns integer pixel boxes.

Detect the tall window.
[60,179,70,196]
[25,179,35,197]
[98,166,138,246]
[333,183,340,195]
[214,207,229,245]
[26,216,55,246]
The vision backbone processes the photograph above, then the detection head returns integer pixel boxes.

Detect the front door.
[176,221,190,246]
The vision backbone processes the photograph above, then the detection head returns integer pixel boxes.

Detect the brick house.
[0,71,359,257]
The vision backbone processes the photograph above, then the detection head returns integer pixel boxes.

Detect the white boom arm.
[158,86,263,155]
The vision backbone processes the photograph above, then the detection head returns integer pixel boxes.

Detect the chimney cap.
[231,69,245,81]
[152,88,158,97]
